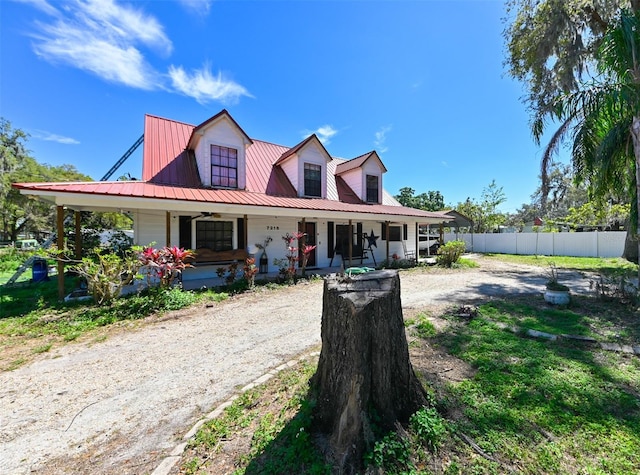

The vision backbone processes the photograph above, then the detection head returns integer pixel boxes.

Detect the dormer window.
[304,163,322,197]
[366,175,379,203]
[211,144,238,188]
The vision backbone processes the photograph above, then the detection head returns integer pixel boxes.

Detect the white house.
[14,109,452,284]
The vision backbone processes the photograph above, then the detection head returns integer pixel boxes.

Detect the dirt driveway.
[0,257,592,474]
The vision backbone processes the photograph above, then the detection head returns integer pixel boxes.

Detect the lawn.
[2,250,639,472]
[484,253,637,274]
[176,256,640,475]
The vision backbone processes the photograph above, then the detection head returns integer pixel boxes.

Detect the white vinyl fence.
[443,231,626,258]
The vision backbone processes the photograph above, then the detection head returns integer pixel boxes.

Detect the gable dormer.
[335,151,387,204]
[274,134,332,198]
[187,110,253,190]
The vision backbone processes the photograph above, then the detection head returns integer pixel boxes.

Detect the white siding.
[194,117,247,189]
[134,210,166,247]
[340,168,362,198]
[298,144,328,198]
[280,158,299,192]
[362,160,383,204]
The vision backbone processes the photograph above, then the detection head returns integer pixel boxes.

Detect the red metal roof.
[142,114,199,185]
[13,111,451,221]
[335,151,388,175]
[273,134,331,166]
[12,180,449,219]
[190,109,252,148]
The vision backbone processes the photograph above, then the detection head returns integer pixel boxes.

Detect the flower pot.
[544,289,570,305]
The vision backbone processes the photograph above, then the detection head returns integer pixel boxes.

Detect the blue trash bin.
[32,258,49,283]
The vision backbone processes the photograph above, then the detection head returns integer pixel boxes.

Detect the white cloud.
[23,0,251,105]
[34,23,159,89]
[303,125,337,145]
[178,0,212,15]
[32,130,80,144]
[374,125,392,153]
[14,0,59,16]
[168,65,252,104]
[29,0,171,89]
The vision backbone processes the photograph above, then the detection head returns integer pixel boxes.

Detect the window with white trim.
[196,221,233,251]
[366,175,379,203]
[211,145,238,188]
[304,163,322,197]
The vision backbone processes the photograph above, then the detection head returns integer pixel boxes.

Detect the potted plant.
[544,263,570,305]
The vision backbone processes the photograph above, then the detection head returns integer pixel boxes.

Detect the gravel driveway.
[0,257,592,474]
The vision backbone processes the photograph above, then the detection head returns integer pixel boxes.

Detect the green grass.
[434,314,640,474]
[179,297,640,474]
[485,253,637,274]
[478,300,593,337]
[0,247,52,285]
[184,359,330,475]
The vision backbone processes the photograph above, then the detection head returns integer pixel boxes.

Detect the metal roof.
[13,111,451,222]
[335,150,388,175]
[12,180,449,220]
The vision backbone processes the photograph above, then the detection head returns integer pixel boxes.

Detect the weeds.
[410,407,447,451]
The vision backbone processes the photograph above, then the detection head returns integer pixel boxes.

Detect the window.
[366,175,379,203]
[211,145,238,188]
[304,163,322,197]
[382,223,402,241]
[196,221,233,251]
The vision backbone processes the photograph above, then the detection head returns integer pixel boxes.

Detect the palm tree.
[539,9,640,280]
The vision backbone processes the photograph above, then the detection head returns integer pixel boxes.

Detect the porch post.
[166,212,171,247]
[57,206,65,300]
[385,220,390,261]
[348,219,353,268]
[74,211,82,260]
[427,225,431,256]
[415,222,419,262]
[299,217,306,271]
[243,214,248,251]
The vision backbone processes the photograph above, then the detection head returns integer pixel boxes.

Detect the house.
[13,109,451,288]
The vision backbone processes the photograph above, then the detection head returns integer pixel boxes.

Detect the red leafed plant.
[276,232,316,280]
[138,245,195,288]
[300,243,317,276]
[243,257,259,288]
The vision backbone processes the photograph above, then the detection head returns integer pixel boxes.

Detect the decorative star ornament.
[365,230,379,249]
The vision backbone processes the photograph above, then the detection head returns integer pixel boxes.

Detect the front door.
[298,221,317,268]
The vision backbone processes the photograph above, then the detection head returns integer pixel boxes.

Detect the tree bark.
[311,270,427,472]
[631,116,640,283]
[623,228,638,264]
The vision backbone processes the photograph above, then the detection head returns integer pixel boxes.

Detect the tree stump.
[310,270,427,472]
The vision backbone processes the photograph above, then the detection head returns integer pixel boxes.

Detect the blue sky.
[1,0,549,213]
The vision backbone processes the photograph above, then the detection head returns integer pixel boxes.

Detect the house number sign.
[266,226,280,231]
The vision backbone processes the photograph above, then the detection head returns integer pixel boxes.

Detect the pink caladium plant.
[138,245,195,287]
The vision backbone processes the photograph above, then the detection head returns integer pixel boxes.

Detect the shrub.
[70,248,141,305]
[436,240,466,267]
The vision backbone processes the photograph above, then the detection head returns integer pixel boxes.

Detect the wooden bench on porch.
[190,248,249,265]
